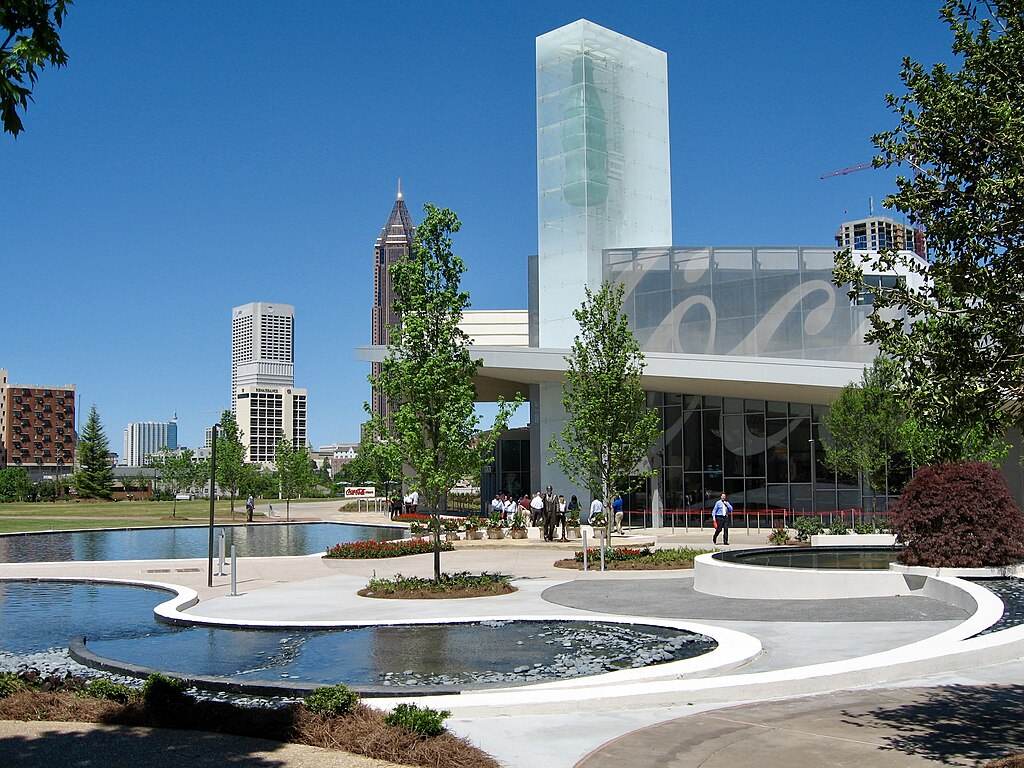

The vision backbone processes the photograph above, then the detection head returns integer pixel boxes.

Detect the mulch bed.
[0,689,501,768]
[553,559,694,570]
[357,585,517,599]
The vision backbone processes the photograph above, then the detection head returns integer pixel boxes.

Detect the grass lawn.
[0,500,263,534]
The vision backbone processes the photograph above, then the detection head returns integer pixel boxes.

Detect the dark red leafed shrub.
[891,462,1024,567]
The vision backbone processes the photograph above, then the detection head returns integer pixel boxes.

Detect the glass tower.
[536,19,672,348]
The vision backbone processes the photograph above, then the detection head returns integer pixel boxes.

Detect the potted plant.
[767,527,791,546]
[465,515,484,540]
[589,510,607,531]
[565,509,581,539]
[408,521,427,540]
[443,518,461,541]
[487,511,505,539]
[509,510,528,539]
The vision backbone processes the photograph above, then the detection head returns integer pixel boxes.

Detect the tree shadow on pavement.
[0,725,291,768]
[841,685,1024,765]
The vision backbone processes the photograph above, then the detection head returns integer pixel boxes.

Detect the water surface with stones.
[0,582,715,690]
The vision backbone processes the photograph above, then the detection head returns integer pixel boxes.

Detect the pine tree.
[74,405,114,499]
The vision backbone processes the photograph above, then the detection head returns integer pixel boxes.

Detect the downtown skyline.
[1,1,957,449]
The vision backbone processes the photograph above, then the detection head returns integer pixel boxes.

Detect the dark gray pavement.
[542,578,971,622]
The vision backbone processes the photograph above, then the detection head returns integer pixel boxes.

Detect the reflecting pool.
[0,522,404,563]
[716,546,901,570]
[0,582,716,690]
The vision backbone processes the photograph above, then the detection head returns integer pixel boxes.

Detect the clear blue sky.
[2,1,956,452]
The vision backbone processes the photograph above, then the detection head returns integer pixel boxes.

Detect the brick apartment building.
[0,369,76,482]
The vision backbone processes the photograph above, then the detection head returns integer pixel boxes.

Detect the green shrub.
[793,516,824,542]
[141,673,191,708]
[0,672,26,698]
[86,678,138,703]
[853,521,876,534]
[365,571,511,596]
[304,684,358,717]
[384,703,451,737]
[828,515,850,535]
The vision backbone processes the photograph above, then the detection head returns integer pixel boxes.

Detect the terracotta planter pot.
[465,528,483,540]
[566,527,581,540]
[510,528,528,539]
[487,528,505,540]
[445,532,460,542]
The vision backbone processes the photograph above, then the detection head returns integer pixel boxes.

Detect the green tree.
[275,437,315,520]
[371,203,520,580]
[215,410,246,516]
[548,281,661,536]
[342,424,403,500]
[1,0,71,136]
[834,0,1024,449]
[148,449,203,518]
[74,404,114,499]
[0,466,32,501]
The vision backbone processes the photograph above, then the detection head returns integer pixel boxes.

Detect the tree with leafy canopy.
[275,437,315,521]
[0,466,32,502]
[148,449,203,518]
[342,420,403,501]
[834,0,1024,452]
[371,203,521,581]
[73,404,114,499]
[548,281,661,538]
[214,410,246,516]
[1,0,71,136]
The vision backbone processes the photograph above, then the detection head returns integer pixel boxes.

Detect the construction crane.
[820,162,872,179]
[820,161,927,259]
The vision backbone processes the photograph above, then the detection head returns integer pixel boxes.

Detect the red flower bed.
[324,538,454,559]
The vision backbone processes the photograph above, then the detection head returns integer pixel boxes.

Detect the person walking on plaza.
[589,496,604,526]
[612,494,624,534]
[245,493,255,523]
[712,492,733,545]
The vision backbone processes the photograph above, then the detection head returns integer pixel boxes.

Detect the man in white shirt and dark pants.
[589,497,604,526]
[712,493,733,545]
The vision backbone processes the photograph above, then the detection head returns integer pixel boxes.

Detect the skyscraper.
[231,302,306,465]
[123,418,178,466]
[231,302,295,403]
[371,181,416,424]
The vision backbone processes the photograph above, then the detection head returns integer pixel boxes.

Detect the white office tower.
[234,385,307,465]
[535,20,672,349]
[231,302,295,403]
[123,418,178,467]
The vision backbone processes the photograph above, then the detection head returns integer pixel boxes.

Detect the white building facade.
[122,419,178,467]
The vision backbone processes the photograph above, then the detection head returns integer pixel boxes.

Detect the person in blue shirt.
[712,492,733,545]
[612,494,624,534]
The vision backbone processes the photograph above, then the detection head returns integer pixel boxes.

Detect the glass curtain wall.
[645,393,862,516]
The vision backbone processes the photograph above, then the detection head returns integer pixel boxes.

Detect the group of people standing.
[491,486,583,541]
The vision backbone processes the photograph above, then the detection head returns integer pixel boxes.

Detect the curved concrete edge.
[693,552,915,599]
[892,562,1024,578]
[810,534,897,546]
[0,574,195,606]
